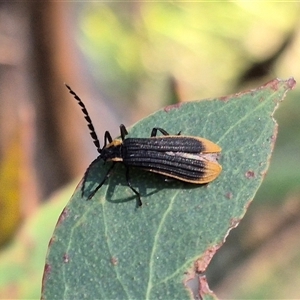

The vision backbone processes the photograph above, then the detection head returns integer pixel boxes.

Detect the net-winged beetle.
[66,84,222,206]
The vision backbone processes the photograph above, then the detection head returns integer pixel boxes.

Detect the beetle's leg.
[103,131,113,148]
[86,162,116,200]
[125,167,142,207]
[151,127,170,137]
[120,124,128,140]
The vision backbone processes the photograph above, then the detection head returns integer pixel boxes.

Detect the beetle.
[66,84,222,206]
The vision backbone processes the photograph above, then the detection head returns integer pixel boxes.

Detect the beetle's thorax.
[100,139,123,162]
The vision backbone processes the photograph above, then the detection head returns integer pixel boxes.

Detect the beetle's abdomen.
[122,136,222,183]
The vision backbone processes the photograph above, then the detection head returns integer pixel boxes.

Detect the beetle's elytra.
[66,84,222,206]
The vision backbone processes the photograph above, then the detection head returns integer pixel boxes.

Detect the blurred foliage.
[255,90,300,203]
[0,129,22,245]
[1,1,300,299]
[78,2,299,114]
[0,184,72,299]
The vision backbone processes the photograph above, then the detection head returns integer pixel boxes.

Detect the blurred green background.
[0,2,299,299]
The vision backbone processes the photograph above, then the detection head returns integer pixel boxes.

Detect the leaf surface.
[41,78,295,300]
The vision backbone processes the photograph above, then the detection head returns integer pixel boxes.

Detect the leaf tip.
[263,77,296,91]
[287,77,296,90]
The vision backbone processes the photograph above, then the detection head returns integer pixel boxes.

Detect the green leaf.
[41,78,295,300]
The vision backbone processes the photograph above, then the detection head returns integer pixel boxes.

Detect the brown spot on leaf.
[260,169,268,179]
[41,263,52,295]
[199,275,216,299]
[110,257,118,266]
[63,253,70,263]
[164,102,182,112]
[262,78,280,91]
[269,126,278,152]
[185,273,217,300]
[245,170,255,179]
[287,77,296,90]
[219,95,230,102]
[48,236,56,247]
[261,77,296,92]
[57,207,69,226]
[270,131,278,149]
[195,244,221,273]
[270,133,277,144]
[225,192,233,199]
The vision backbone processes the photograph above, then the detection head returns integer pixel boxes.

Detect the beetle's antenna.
[65,84,101,154]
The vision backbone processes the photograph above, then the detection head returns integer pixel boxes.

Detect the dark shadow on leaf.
[83,159,205,207]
